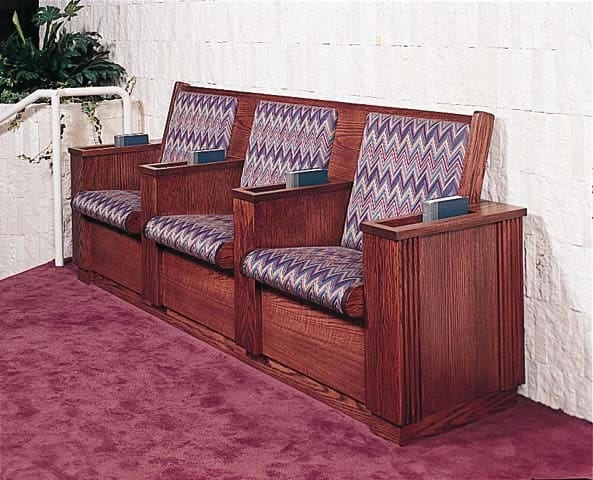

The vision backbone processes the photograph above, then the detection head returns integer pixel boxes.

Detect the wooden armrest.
[363,200,527,426]
[70,142,163,193]
[139,158,245,177]
[233,179,352,258]
[69,141,162,158]
[233,179,353,354]
[233,179,353,203]
[361,201,527,241]
[140,158,244,220]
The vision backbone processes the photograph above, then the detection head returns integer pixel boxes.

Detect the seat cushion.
[341,112,470,251]
[72,190,141,234]
[240,101,337,188]
[161,91,238,163]
[145,214,234,268]
[241,246,364,318]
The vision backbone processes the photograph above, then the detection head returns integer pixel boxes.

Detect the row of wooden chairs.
[70,82,526,445]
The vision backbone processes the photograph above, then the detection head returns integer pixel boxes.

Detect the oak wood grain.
[363,234,406,423]
[262,289,366,402]
[70,143,162,265]
[162,250,235,339]
[459,111,495,203]
[233,185,352,353]
[360,201,527,241]
[140,160,244,217]
[89,221,142,293]
[233,199,262,353]
[418,225,500,416]
[497,218,526,389]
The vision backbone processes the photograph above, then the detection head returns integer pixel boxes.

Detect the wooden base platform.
[85,271,518,446]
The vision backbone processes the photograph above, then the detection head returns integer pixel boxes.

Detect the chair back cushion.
[240,101,337,188]
[341,113,470,250]
[161,91,238,163]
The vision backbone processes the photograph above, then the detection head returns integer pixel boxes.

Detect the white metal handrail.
[0,86,132,267]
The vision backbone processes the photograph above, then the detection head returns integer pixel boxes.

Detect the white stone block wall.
[40,0,592,422]
[0,100,142,280]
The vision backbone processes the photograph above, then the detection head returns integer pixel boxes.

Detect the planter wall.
[0,99,142,280]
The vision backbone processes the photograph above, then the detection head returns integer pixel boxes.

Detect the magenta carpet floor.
[1,264,591,480]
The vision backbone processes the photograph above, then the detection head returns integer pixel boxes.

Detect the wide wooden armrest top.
[232,180,353,203]
[69,141,162,157]
[361,201,527,241]
[139,158,245,177]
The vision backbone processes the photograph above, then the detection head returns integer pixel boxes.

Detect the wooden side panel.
[402,238,422,422]
[234,199,262,353]
[70,145,161,266]
[141,174,162,305]
[163,250,235,339]
[70,145,162,193]
[363,235,406,424]
[262,289,366,402]
[90,222,142,293]
[418,224,500,416]
[151,165,243,216]
[497,218,525,389]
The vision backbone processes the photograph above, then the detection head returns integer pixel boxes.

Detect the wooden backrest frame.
[160,82,494,203]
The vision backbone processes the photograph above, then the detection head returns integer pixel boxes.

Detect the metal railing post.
[0,86,133,267]
[50,93,64,267]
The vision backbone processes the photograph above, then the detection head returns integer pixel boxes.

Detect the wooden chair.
[70,82,239,292]
[233,110,527,445]
[140,96,338,338]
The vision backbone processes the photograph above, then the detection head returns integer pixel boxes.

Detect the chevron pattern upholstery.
[341,113,470,250]
[161,91,238,164]
[144,214,233,265]
[72,190,140,233]
[239,101,337,187]
[241,247,363,316]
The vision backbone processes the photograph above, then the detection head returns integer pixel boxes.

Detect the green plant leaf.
[32,6,62,27]
[0,2,127,102]
[11,11,26,44]
[63,0,83,20]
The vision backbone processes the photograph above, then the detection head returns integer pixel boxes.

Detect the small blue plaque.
[190,149,226,164]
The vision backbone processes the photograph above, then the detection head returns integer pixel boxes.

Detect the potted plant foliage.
[1,0,126,102]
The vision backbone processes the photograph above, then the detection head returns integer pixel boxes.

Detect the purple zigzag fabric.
[341,113,470,250]
[144,214,233,265]
[72,190,140,233]
[241,247,363,316]
[161,92,238,164]
[240,101,337,187]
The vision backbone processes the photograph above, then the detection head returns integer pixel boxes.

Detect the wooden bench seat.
[70,83,526,446]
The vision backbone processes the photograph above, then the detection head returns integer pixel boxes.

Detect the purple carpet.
[1,263,591,480]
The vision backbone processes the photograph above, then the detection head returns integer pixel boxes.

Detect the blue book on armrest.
[286,168,329,188]
[422,195,469,222]
[189,149,226,164]
[114,133,149,146]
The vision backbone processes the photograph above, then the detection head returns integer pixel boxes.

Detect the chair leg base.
[369,390,518,446]
[78,268,94,284]
[82,271,519,446]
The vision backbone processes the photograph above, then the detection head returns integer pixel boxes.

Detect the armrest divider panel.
[363,200,526,426]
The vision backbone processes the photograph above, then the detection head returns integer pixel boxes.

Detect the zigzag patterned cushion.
[241,246,363,316]
[161,92,238,163]
[144,214,234,265]
[341,113,470,250]
[72,190,141,233]
[240,101,337,187]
